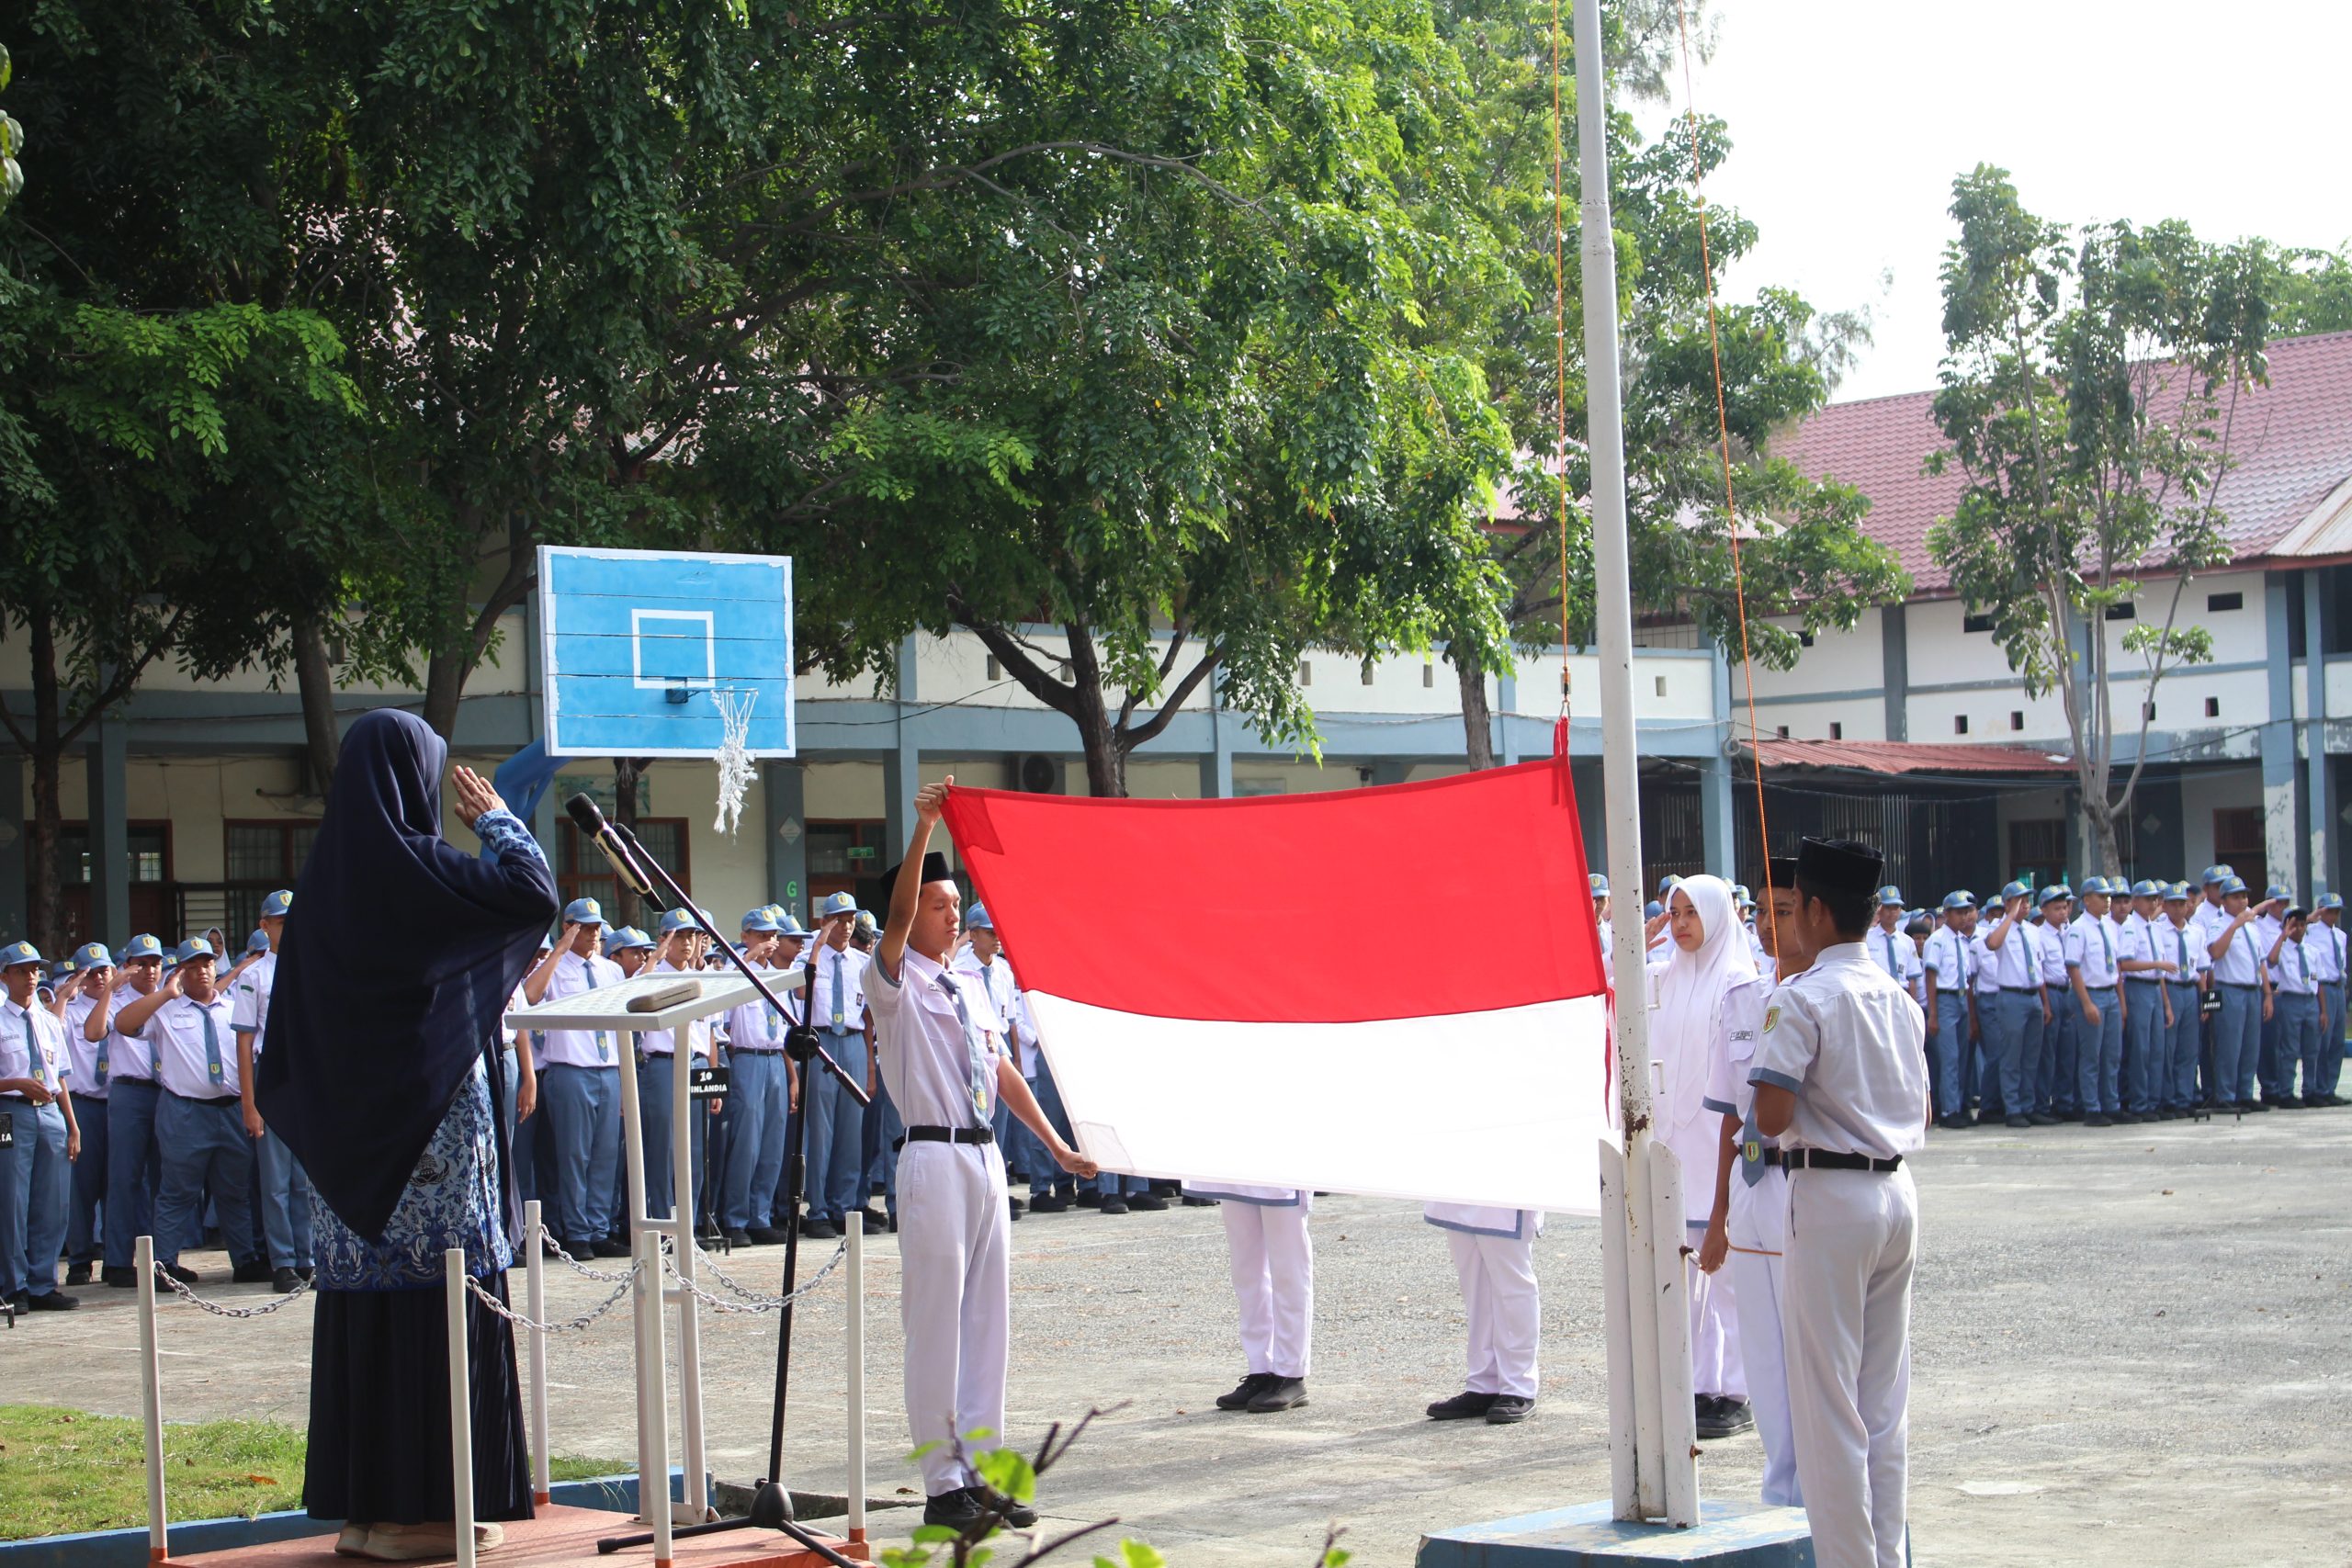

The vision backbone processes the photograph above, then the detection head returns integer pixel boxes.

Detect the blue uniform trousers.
[2,1099,71,1297]
[2258,994,2288,1101]
[1930,993,1971,1119]
[2041,987,2079,1114]
[635,1054,710,1225]
[2123,979,2167,1115]
[1028,1058,1077,1199]
[153,1094,256,1270]
[254,1125,314,1269]
[2275,991,2321,1100]
[66,1095,107,1264]
[803,1028,869,1224]
[867,1078,902,1217]
[1992,988,2041,1118]
[1969,990,2007,1115]
[539,1063,621,1246]
[2321,981,2346,1099]
[2164,983,2203,1110]
[103,1078,163,1270]
[721,1050,792,1231]
[2211,985,2262,1108]
[2075,986,2123,1116]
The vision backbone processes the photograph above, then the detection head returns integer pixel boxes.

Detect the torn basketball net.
[711,687,757,835]
[941,752,1615,1213]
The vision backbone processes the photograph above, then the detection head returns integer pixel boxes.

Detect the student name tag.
[0,1110,12,1148]
[689,1066,729,1099]
[2200,990,2222,1018]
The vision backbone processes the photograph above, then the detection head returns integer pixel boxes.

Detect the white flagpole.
[1574,0,1693,1524]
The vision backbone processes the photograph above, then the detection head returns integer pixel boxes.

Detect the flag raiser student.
[1750,838,1932,1568]
[866,777,1097,1533]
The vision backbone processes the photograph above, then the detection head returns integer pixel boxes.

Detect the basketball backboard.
[537,546,796,759]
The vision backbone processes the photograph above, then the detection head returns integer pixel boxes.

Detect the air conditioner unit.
[1014,754,1058,795]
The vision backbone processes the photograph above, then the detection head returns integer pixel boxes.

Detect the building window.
[2009,818,2066,885]
[1655,675,1668,697]
[2010,711,2024,731]
[218,821,322,935]
[2213,807,2266,894]
[1776,725,1790,739]
[1828,722,1843,740]
[2205,696,2221,717]
[1955,715,1970,735]
[555,818,688,915]
[2208,591,2242,613]
[1298,660,1312,686]
[986,655,1001,681]
[2104,602,2137,621]
[1422,662,1434,689]
[1962,613,1996,634]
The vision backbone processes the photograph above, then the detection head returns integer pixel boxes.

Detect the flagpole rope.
[1672,0,1781,956]
[1550,0,1574,728]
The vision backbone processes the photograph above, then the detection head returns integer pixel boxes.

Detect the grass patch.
[0,1404,623,1541]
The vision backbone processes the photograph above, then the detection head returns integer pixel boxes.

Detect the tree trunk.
[1450,643,1496,770]
[24,607,64,953]
[613,756,650,927]
[2086,794,2124,877]
[292,610,341,791]
[422,645,469,741]
[1060,623,1129,797]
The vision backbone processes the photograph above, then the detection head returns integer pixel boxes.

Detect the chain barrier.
[663,1237,848,1314]
[153,1267,311,1318]
[465,1261,639,1334]
[539,1235,634,1283]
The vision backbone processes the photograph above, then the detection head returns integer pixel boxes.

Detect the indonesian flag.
[942,751,1614,1213]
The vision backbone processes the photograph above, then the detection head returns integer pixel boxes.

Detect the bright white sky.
[1645,0,2352,404]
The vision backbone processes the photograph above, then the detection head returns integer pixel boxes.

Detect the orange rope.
[1673,0,1780,960]
[1549,0,1572,718]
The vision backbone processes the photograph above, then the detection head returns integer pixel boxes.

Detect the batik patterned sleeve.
[473,807,548,869]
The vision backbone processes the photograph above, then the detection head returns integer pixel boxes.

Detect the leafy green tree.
[1927,164,2272,869]
[2269,243,2352,336]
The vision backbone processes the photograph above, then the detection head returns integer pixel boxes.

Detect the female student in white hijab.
[1649,873,1759,1440]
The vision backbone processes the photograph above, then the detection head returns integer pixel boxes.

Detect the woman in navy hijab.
[257,710,558,1560]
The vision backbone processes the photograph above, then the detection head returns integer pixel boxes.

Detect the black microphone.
[566,793,672,912]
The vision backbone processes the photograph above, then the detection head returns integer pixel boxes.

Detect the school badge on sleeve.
[1763,1005,1781,1033]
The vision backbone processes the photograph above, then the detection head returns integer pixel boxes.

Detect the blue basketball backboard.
[537,547,795,759]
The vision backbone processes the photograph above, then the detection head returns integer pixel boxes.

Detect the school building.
[6,329,2350,948]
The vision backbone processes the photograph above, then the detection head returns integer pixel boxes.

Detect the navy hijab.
[256,710,559,1242]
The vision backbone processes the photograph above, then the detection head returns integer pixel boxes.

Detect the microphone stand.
[590,818,868,1565]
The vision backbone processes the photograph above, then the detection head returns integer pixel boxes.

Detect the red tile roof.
[1746,738,2075,777]
[1771,331,2352,597]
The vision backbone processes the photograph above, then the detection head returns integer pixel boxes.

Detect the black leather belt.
[897,1124,993,1149]
[1998,985,2039,994]
[1783,1148,1904,1173]
[166,1091,237,1106]
[2215,981,2258,991]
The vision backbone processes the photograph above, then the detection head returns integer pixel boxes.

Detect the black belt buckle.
[902,1124,993,1146]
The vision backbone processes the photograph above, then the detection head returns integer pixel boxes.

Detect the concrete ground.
[29,1107,2352,1566]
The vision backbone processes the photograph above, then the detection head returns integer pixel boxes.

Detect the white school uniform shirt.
[2309,920,2348,985]
[2206,915,2265,987]
[953,953,1038,1078]
[1749,942,1929,1160]
[1974,918,2041,991]
[1702,972,1784,1248]
[2064,912,2121,989]
[103,979,161,1083]
[230,947,278,1055]
[721,962,804,1054]
[1,994,68,1100]
[807,942,871,1032]
[537,948,627,1068]
[2115,911,2160,980]
[1919,926,1973,1001]
[130,992,242,1100]
[641,959,715,1059]
[2269,932,2322,996]
[62,990,107,1099]
[2250,911,2283,969]
[2159,917,2208,984]
[865,943,1001,1130]
[1864,924,1921,996]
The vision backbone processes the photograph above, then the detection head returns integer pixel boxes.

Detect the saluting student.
[2203,876,2269,1111]
[84,933,168,1286]
[865,778,1096,1530]
[2251,884,2295,1106]
[116,939,267,1286]
[2311,894,2348,1105]
[1864,886,1920,1001]
[2033,888,2077,1120]
[2266,906,2324,1107]
[1975,881,2049,1126]
[718,908,807,1247]
[2,941,81,1310]
[2065,879,2127,1126]
[2155,885,2208,1116]
[1750,838,1931,1568]
[801,892,874,1242]
[523,898,629,1258]
[233,890,313,1292]
[59,944,114,1288]
[2115,880,2177,1122]
[1701,859,1809,1506]
[1920,893,1977,1129]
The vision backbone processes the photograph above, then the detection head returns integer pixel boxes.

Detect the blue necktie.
[199,1005,223,1086]
[2294,942,2307,986]
[94,1015,107,1087]
[2098,922,2112,976]
[23,1010,48,1089]
[830,951,846,1029]
[935,974,991,1125]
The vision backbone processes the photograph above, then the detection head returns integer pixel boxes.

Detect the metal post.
[524,1200,551,1505]
[614,1026,656,1516]
[1574,0,1679,1522]
[672,1037,707,1522]
[846,1212,867,1553]
[637,1224,675,1568]
[136,1235,167,1563]
[1646,1145,1700,1528]
[445,1248,477,1568]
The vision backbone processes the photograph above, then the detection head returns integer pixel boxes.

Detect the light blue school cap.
[74,942,114,969]
[1999,879,2031,900]
[121,933,164,961]
[1940,890,1976,911]
[245,929,272,954]
[175,938,216,964]
[0,940,43,968]
[562,897,607,927]
[260,889,293,919]
[1589,873,1610,897]
[966,903,995,931]
[658,907,708,936]
[2318,893,2345,910]
[1644,900,1665,919]
[813,892,858,919]
[2266,883,2292,902]
[2201,863,2233,886]
[771,911,809,939]
[2219,875,2249,896]
[2039,886,2071,905]
[740,908,781,933]
[1656,874,1683,897]
[604,926,654,954]
[1875,885,1904,907]
[2130,878,2164,897]
[2165,883,2192,901]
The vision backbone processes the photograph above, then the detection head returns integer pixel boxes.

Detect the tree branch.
[1119,642,1222,750]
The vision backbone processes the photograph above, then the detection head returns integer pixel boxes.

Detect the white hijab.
[1651,874,1758,1134]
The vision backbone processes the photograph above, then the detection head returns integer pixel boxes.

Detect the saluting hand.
[452,764,505,822]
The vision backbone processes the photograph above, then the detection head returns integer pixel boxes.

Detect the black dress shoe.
[1426,1390,1499,1420]
[746,1225,788,1245]
[1696,1395,1754,1438]
[64,1261,93,1287]
[1029,1193,1069,1213]
[1247,1375,1308,1413]
[887,1213,899,1234]
[2085,1113,2112,1127]
[231,1258,274,1284]
[1936,1114,1969,1131]
[973,1485,1038,1529]
[1099,1197,1128,1215]
[922,1487,988,1531]
[1216,1372,1279,1410]
[272,1268,303,1293]
[157,1262,198,1285]
[2247,1099,2273,1111]
[1006,1199,1024,1223]
[296,1265,314,1281]
[853,1205,888,1229]
[1486,1394,1535,1424]
[102,1266,137,1288]
[1075,1190,1102,1208]
[1182,1195,1218,1206]
[2028,1112,2059,1126]
[800,1218,839,1240]
[1126,1193,1170,1211]
[2005,1114,2031,1129]
[2276,1095,2306,1110]
[592,1236,632,1258]
[26,1290,81,1311]
[723,1229,755,1247]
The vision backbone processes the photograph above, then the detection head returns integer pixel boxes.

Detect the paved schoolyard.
[30,1108,2352,1566]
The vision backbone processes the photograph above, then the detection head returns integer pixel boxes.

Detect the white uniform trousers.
[1445,1230,1539,1398]
[1728,1166,1800,1507]
[896,1140,1011,1496]
[1668,1117,1744,1401]
[1782,1166,1916,1568]
[1221,1201,1313,1378]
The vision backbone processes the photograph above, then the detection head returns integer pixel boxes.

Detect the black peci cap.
[1759,855,1800,893]
[1794,837,1883,898]
[877,851,954,908]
